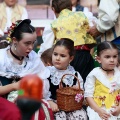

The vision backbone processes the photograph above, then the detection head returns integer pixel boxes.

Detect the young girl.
[44,38,87,120]
[38,0,96,82]
[41,47,53,66]
[84,41,120,120]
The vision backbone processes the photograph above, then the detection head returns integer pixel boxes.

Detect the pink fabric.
[0,97,21,120]
[31,101,54,120]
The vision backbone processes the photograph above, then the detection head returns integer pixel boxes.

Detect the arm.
[0,82,19,95]
[43,78,59,112]
[85,71,110,119]
[83,7,97,27]
[38,24,55,56]
[97,0,119,33]
[86,97,110,119]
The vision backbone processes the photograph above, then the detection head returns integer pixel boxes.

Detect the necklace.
[101,67,114,71]
[10,48,24,62]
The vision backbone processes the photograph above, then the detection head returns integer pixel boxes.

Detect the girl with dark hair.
[44,38,87,120]
[41,47,53,66]
[0,19,50,101]
[84,41,120,120]
[0,19,54,120]
[39,0,97,83]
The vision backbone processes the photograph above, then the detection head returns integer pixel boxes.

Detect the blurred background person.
[0,0,28,39]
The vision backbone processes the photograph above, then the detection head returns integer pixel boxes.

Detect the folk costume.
[39,9,96,82]
[0,2,28,36]
[84,67,120,120]
[0,46,50,101]
[44,65,87,120]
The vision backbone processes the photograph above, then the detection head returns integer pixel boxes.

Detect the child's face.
[97,49,118,70]
[52,46,73,70]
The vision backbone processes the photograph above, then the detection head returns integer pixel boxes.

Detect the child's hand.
[48,100,59,112]
[98,108,110,120]
[111,105,120,116]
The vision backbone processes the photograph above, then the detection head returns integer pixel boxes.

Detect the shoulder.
[88,67,101,76]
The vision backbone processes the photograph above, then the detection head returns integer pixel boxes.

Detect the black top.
[48,72,78,100]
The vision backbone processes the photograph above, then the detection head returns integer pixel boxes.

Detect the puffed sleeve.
[84,69,96,98]
[83,7,97,27]
[97,0,119,33]
[43,78,52,101]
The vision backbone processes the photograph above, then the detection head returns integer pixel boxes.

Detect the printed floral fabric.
[54,108,87,120]
[51,9,96,46]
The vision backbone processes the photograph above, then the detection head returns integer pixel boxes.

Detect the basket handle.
[59,74,82,90]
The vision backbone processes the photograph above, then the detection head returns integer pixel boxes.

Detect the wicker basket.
[57,74,84,112]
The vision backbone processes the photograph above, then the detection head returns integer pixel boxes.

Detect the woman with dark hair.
[0,19,49,91]
[0,19,54,120]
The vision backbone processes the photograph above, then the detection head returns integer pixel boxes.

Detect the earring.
[14,44,16,51]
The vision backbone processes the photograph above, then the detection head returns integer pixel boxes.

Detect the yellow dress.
[51,9,96,46]
[84,67,120,120]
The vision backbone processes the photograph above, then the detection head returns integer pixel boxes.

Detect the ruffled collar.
[48,65,76,86]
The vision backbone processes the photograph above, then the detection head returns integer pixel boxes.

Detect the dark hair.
[41,47,53,66]
[53,38,75,56]
[10,19,35,41]
[97,41,118,56]
[52,0,72,13]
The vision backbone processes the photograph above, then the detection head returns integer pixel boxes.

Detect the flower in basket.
[116,94,120,101]
[114,94,120,106]
[75,93,83,103]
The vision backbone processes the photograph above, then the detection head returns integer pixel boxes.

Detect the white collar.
[48,65,76,86]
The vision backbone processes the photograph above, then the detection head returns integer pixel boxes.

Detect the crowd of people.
[0,0,120,120]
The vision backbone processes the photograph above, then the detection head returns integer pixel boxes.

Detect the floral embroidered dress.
[44,65,87,120]
[51,9,96,46]
[84,67,120,120]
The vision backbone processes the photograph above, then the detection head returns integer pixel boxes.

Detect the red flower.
[116,94,120,101]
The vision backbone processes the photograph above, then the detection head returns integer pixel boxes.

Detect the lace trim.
[49,65,76,86]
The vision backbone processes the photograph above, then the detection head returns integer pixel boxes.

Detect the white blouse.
[0,46,50,80]
[43,65,83,100]
[84,67,120,98]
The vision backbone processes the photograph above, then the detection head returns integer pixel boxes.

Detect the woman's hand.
[111,105,120,116]
[97,108,111,120]
[48,100,59,112]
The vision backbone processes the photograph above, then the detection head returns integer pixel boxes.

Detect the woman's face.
[14,32,37,57]
[4,0,17,7]
[52,46,73,70]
